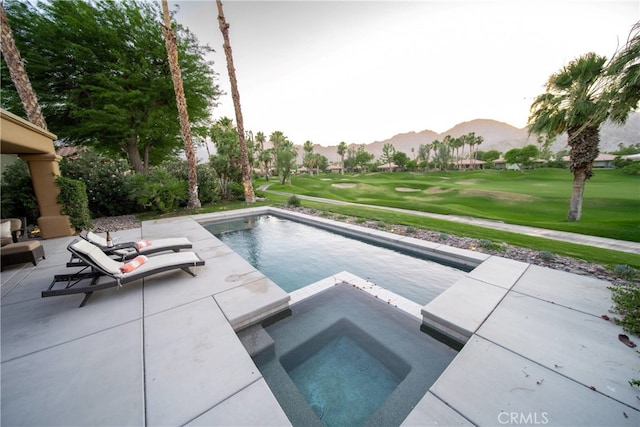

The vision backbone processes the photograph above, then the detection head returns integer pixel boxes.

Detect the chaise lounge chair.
[66,230,194,267]
[44,239,205,306]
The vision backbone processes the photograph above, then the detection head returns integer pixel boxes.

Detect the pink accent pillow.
[120,255,148,273]
[136,240,152,249]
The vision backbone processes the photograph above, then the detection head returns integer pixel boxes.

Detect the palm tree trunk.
[0,3,47,130]
[567,169,588,221]
[161,0,201,208]
[216,0,256,203]
[567,126,599,222]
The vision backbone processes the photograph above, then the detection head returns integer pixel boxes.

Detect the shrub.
[160,159,219,205]
[196,164,220,205]
[0,159,39,224]
[129,167,187,213]
[59,150,136,217]
[538,251,555,262]
[440,232,449,240]
[55,175,92,230]
[614,265,638,281]
[621,162,640,175]
[286,195,301,207]
[609,282,640,337]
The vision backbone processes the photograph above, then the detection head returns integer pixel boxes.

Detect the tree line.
[1,0,637,223]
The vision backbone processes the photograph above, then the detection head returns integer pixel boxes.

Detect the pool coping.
[2,207,638,426]
[197,207,640,425]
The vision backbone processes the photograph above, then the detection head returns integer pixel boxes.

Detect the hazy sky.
[170,0,639,146]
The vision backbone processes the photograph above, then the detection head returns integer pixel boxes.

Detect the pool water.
[205,215,466,305]
[244,283,458,426]
[282,320,408,426]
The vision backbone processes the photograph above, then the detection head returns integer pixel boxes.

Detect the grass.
[266,194,640,270]
[266,169,640,242]
[137,169,640,270]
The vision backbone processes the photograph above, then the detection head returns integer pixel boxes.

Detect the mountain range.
[296,112,640,163]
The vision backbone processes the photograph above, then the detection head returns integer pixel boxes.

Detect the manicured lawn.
[266,169,640,242]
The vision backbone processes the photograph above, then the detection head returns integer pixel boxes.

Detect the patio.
[1,207,639,426]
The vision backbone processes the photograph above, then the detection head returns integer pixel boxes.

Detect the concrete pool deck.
[1,207,639,426]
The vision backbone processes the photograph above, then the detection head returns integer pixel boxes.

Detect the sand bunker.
[332,183,357,188]
[461,189,536,202]
[425,186,451,194]
[395,187,421,192]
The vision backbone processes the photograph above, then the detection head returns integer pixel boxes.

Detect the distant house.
[621,153,640,162]
[454,159,486,170]
[562,153,616,168]
[326,164,342,173]
[494,157,545,171]
[377,162,398,172]
[493,158,519,171]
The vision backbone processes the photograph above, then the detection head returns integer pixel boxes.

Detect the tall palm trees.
[216,0,255,203]
[528,53,609,221]
[0,2,47,130]
[161,0,200,208]
[337,141,347,174]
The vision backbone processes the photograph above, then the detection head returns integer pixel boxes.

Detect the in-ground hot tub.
[240,283,460,426]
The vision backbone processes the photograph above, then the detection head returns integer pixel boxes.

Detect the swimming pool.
[203,214,468,305]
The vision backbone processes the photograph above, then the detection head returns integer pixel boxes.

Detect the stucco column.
[19,153,74,238]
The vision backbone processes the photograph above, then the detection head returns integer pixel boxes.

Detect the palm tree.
[470,134,483,169]
[161,0,200,208]
[337,141,347,174]
[442,135,455,171]
[528,52,609,221]
[255,131,266,151]
[303,140,314,175]
[0,2,47,130]
[216,0,255,203]
[607,22,639,124]
[451,137,463,169]
[459,134,468,166]
[259,148,272,180]
[269,130,285,180]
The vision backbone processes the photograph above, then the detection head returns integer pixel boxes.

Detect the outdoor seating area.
[1,217,45,271]
[1,209,639,426]
[43,238,205,307]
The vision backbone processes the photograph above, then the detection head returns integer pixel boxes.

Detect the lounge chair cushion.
[1,221,11,246]
[70,239,122,275]
[84,231,191,258]
[69,239,203,282]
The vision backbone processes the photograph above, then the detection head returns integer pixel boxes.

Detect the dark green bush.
[621,162,640,175]
[129,167,187,213]
[59,150,137,217]
[196,164,219,205]
[158,159,219,205]
[286,195,301,207]
[0,159,39,224]
[55,175,93,230]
